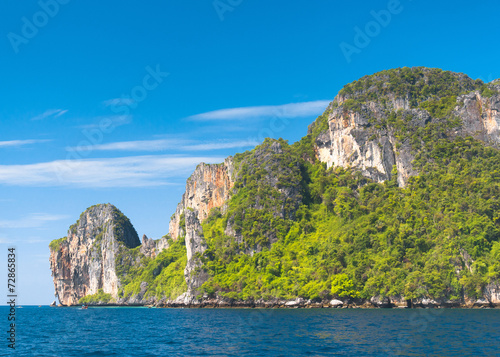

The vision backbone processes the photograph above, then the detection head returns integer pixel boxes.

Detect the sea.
[2,306,499,356]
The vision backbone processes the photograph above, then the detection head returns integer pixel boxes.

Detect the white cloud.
[54,110,68,117]
[0,155,225,188]
[182,140,260,151]
[0,139,50,148]
[30,109,68,121]
[78,115,132,130]
[0,235,50,245]
[0,213,69,229]
[188,100,331,121]
[72,139,188,152]
[0,237,13,245]
[68,139,258,152]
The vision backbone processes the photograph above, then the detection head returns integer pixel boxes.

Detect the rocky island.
[50,67,500,308]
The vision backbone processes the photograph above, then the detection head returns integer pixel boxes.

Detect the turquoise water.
[2,306,500,356]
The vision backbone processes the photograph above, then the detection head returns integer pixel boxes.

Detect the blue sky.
[1,0,499,305]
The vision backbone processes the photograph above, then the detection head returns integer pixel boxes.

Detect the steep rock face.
[169,157,234,240]
[49,204,140,305]
[313,99,425,187]
[183,210,209,295]
[484,282,500,305]
[313,73,500,187]
[455,91,500,145]
[166,158,234,298]
[155,236,170,253]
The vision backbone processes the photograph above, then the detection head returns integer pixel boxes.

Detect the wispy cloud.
[0,139,51,148]
[30,109,68,121]
[182,140,260,151]
[68,139,259,152]
[78,115,132,130]
[71,139,188,152]
[0,236,50,245]
[103,98,136,107]
[0,155,225,188]
[0,237,13,245]
[0,213,69,229]
[188,100,331,121]
[54,110,68,117]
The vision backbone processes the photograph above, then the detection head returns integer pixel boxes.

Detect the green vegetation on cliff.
[337,67,488,108]
[199,135,500,301]
[116,236,187,300]
[194,68,500,302]
[51,67,500,304]
[79,289,113,304]
[49,237,67,252]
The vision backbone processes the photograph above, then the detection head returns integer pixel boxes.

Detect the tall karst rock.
[168,158,235,297]
[49,204,140,305]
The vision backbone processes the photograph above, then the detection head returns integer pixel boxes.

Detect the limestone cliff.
[311,68,500,187]
[183,210,209,295]
[165,158,235,297]
[312,99,420,187]
[169,157,234,240]
[49,204,140,305]
[455,90,500,145]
